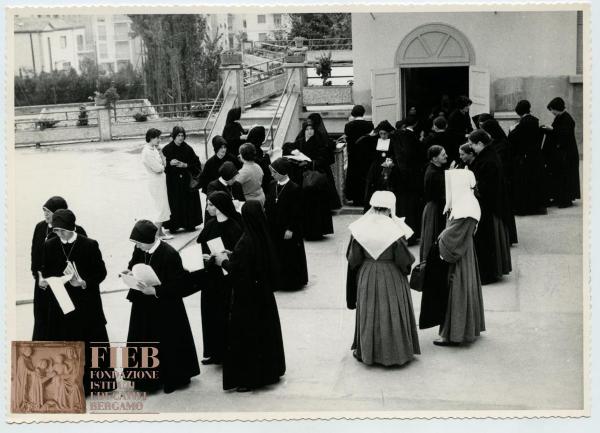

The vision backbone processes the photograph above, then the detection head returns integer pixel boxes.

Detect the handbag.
[188,169,202,191]
[302,165,328,192]
[409,261,426,292]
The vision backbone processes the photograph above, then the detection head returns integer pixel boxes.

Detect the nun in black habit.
[197,192,244,365]
[344,105,375,206]
[469,130,512,285]
[222,107,248,156]
[40,209,113,395]
[363,120,401,213]
[162,126,203,232]
[289,123,335,240]
[481,119,518,245]
[199,135,241,194]
[214,201,286,392]
[419,145,447,262]
[541,97,581,208]
[31,196,87,341]
[205,161,245,223]
[265,158,308,291]
[125,220,201,393]
[508,100,548,215]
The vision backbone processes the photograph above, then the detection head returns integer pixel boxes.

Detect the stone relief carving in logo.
[11,341,86,413]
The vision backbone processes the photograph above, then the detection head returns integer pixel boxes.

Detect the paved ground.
[13,142,584,413]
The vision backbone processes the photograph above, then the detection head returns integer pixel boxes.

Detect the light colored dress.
[141,144,171,223]
[347,237,421,366]
[438,217,486,342]
[236,161,265,205]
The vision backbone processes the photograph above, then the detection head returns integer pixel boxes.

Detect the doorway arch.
[395,23,475,68]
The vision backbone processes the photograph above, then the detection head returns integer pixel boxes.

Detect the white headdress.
[443,169,481,222]
[348,191,413,260]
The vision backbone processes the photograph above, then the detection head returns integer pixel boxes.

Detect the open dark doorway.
[402,66,469,125]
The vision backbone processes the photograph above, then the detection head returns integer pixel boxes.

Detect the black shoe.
[236,386,252,393]
[558,202,573,209]
[433,339,460,347]
[164,378,191,394]
[201,357,222,365]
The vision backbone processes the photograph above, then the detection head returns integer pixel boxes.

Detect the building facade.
[14,17,86,76]
[351,11,583,147]
[206,13,291,50]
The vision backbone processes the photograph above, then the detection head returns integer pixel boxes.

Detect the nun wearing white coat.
[345,190,421,367]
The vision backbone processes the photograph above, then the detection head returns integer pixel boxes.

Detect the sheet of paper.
[285,153,311,162]
[206,237,226,254]
[131,263,161,286]
[180,243,205,272]
[120,272,141,290]
[376,138,390,151]
[207,237,229,275]
[46,275,76,315]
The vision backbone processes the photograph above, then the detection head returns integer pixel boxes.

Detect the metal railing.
[202,70,232,154]
[111,100,220,123]
[14,108,99,131]
[243,59,285,86]
[266,71,296,152]
[247,38,353,53]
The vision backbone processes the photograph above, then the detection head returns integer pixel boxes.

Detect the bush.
[133,112,148,122]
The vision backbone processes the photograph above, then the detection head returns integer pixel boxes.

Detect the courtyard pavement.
[12,141,585,413]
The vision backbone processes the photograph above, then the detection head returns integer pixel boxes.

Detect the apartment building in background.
[14,16,86,76]
[206,13,291,50]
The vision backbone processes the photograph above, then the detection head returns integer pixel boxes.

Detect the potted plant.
[315,51,333,86]
[293,36,306,49]
[284,48,306,63]
[220,50,243,66]
[133,112,148,122]
[90,91,107,107]
[77,105,88,126]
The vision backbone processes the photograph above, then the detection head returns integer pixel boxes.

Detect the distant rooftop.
[14,16,85,33]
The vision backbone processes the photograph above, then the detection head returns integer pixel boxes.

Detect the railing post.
[94,106,112,141]
[283,60,307,107]
[219,52,245,111]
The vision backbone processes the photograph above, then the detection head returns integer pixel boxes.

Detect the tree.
[129,14,221,105]
[288,13,351,40]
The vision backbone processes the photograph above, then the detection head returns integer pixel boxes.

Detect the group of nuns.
[343,95,580,367]
[30,120,322,393]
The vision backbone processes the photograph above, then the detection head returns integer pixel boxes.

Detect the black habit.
[419,163,446,262]
[126,241,201,392]
[508,114,548,215]
[196,218,243,362]
[470,145,513,284]
[543,111,581,206]
[31,222,86,341]
[391,127,426,241]
[344,119,375,205]
[363,135,402,214]
[289,136,335,240]
[264,180,309,291]
[162,140,203,231]
[199,153,241,193]
[41,234,113,394]
[446,109,472,159]
[221,202,286,390]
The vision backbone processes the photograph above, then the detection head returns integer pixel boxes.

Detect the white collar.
[349,213,410,260]
[148,239,161,254]
[60,232,77,244]
[406,126,414,132]
[277,177,290,186]
[219,177,228,186]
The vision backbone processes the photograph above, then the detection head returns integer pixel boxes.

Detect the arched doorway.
[371,24,489,126]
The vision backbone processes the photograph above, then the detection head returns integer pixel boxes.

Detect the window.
[114,22,129,40]
[243,19,247,28]
[77,34,84,51]
[98,25,107,41]
[228,34,235,49]
[97,17,105,22]
[62,61,71,70]
[576,10,583,75]
[99,43,108,58]
[257,15,266,24]
[273,14,282,26]
[60,36,67,49]
[115,41,130,59]
[258,33,267,41]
